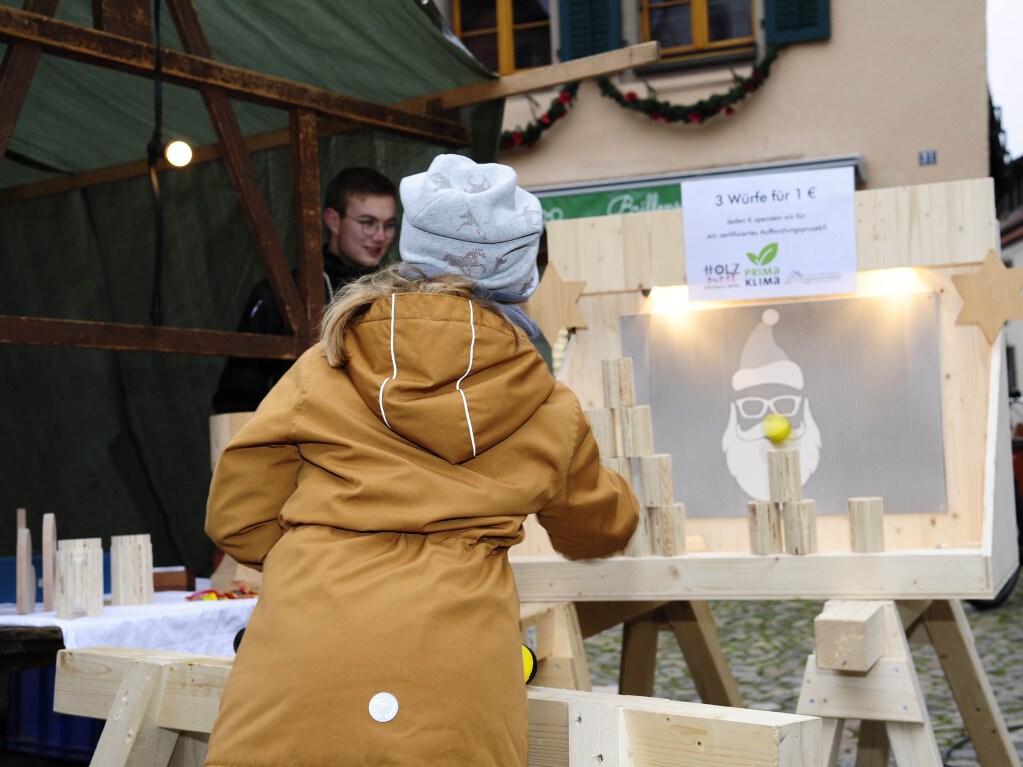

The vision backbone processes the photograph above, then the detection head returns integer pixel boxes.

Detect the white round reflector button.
[368,692,399,722]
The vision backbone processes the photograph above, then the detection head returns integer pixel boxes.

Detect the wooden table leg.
[854,720,890,767]
[921,599,1021,767]
[821,717,845,767]
[618,610,658,696]
[90,659,178,767]
[663,601,743,707]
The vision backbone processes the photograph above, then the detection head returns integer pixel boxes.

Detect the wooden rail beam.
[0,5,470,146]
[0,0,59,170]
[0,43,659,204]
[0,316,304,358]
[91,0,151,42]
[290,107,324,330]
[400,41,660,111]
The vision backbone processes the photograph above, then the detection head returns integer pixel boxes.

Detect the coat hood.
[344,293,554,464]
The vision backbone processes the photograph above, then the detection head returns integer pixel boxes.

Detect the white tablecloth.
[0,585,257,656]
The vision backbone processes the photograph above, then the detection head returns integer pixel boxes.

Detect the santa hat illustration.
[731,309,804,391]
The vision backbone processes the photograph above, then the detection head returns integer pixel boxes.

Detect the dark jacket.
[211,247,376,413]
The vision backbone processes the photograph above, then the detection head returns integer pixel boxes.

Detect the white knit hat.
[398,154,543,300]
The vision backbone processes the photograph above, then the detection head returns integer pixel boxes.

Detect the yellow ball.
[761,413,791,444]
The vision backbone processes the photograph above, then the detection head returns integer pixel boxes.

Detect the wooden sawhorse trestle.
[574,600,743,706]
[798,599,1020,767]
[52,646,821,766]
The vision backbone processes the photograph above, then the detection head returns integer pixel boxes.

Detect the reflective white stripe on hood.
[456,300,478,458]
[378,293,398,429]
[378,294,478,458]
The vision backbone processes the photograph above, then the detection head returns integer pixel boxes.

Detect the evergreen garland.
[498,45,783,151]
[596,45,783,124]
[499,82,580,150]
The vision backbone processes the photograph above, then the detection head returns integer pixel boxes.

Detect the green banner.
[538,183,682,222]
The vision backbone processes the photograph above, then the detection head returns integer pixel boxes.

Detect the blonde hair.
[319,264,513,368]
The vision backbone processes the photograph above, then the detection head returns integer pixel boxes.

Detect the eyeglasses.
[339,212,396,237]
[735,395,802,419]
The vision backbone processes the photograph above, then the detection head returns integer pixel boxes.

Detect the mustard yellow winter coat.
[204,293,639,767]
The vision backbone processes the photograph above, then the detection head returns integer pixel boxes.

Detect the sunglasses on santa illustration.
[734,395,803,420]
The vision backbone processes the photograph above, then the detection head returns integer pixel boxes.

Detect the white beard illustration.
[721,400,823,499]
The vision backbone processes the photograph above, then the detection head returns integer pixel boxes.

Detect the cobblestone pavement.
[584,577,1023,766]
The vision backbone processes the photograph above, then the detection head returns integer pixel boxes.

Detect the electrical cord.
[147,0,164,327]
[941,721,1023,765]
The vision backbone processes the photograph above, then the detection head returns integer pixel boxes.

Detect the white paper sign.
[682,167,857,301]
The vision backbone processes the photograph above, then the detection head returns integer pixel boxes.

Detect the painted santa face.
[721,393,822,499]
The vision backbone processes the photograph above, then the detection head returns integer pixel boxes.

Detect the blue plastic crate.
[5,666,104,762]
[0,553,111,605]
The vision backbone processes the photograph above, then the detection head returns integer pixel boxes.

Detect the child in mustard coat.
[204,154,639,767]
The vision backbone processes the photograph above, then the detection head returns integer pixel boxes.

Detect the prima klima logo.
[745,243,780,286]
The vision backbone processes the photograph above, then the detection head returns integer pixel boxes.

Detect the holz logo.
[745,242,780,286]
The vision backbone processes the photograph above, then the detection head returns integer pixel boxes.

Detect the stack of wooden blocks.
[585,358,686,557]
[14,508,155,617]
[747,449,887,555]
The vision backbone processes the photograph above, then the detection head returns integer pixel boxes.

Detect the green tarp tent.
[0,0,503,574]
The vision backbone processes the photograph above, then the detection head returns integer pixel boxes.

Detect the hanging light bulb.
[164,140,192,167]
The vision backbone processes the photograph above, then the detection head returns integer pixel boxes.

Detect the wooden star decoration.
[524,264,587,343]
[950,250,1023,344]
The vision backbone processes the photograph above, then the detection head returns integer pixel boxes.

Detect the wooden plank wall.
[527,178,1002,555]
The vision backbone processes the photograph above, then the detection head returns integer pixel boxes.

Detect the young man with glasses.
[211,167,397,413]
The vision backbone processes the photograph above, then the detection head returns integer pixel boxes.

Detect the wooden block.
[55,538,104,619]
[42,513,56,611]
[601,358,635,408]
[620,406,654,457]
[153,567,196,592]
[112,534,154,606]
[600,455,632,481]
[585,407,617,458]
[208,553,262,594]
[782,499,818,555]
[849,497,886,553]
[813,600,885,672]
[748,500,782,555]
[16,528,35,614]
[767,449,802,503]
[639,454,673,507]
[209,412,254,473]
[653,503,686,556]
[685,534,707,553]
[624,508,654,557]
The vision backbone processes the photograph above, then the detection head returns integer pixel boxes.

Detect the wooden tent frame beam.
[0,0,58,162]
[0,316,304,358]
[0,42,661,205]
[163,0,306,334]
[0,4,471,145]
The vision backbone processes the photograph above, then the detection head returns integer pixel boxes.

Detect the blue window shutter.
[765,0,830,45]
[558,0,621,61]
